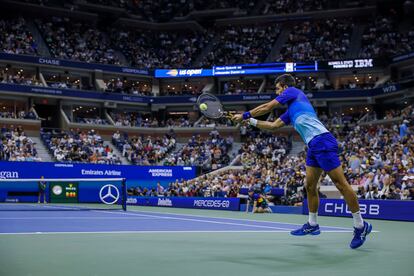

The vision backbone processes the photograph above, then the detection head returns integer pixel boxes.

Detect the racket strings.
[197,93,225,119]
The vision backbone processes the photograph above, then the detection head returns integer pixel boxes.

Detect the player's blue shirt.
[275,87,329,145]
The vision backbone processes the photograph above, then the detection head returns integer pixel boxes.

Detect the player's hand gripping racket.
[197,93,231,120]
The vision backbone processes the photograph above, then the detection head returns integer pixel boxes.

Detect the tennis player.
[232,74,372,249]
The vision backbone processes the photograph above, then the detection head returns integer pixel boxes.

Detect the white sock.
[352,211,364,229]
[308,212,318,226]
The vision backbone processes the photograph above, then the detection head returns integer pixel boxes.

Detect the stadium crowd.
[0,17,37,55]
[112,132,176,165]
[0,67,43,87]
[74,117,109,125]
[0,110,37,120]
[1,12,412,71]
[163,131,233,171]
[84,0,331,22]
[127,129,290,197]
[262,0,328,15]
[36,17,120,65]
[222,79,263,95]
[0,126,41,162]
[201,25,280,67]
[359,16,414,59]
[161,83,203,96]
[111,112,193,128]
[197,117,234,127]
[42,129,121,164]
[111,28,213,69]
[104,79,152,96]
[277,19,352,62]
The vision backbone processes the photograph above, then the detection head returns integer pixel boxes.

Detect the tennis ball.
[199,103,208,111]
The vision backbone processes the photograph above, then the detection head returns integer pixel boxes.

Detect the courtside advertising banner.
[127,196,240,211]
[303,199,414,222]
[0,161,196,203]
[0,161,195,184]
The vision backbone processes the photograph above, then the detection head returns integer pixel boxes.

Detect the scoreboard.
[212,62,318,76]
[50,182,78,203]
[154,59,379,78]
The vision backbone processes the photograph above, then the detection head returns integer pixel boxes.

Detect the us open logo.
[52,185,63,195]
[99,184,120,205]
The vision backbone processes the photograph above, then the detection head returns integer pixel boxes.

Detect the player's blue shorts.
[306,132,341,172]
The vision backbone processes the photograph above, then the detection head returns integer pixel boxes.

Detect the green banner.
[50,182,78,203]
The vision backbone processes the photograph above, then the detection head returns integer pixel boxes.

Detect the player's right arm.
[251,117,286,132]
[247,109,290,132]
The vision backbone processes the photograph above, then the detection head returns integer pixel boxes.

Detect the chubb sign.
[303,199,414,222]
[323,202,379,216]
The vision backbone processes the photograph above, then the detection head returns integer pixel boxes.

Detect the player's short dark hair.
[274,74,296,87]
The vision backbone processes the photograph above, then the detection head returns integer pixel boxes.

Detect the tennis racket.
[196,93,230,120]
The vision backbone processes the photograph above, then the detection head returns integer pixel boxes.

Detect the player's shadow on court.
[215,243,375,271]
[290,242,375,253]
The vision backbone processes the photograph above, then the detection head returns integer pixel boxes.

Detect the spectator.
[0,126,41,162]
[0,17,37,55]
[400,120,409,138]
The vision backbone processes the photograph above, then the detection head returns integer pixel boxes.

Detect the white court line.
[120,210,380,233]
[0,204,84,210]
[124,208,355,231]
[94,210,290,231]
[95,210,379,232]
[0,203,124,211]
[0,217,158,220]
[0,230,356,235]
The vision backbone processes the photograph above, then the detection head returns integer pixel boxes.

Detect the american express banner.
[127,196,240,211]
[303,199,414,222]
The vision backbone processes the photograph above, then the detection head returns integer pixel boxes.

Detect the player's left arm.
[232,100,280,122]
[248,99,280,118]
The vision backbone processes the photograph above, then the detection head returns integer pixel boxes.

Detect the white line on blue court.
[94,210,292,230]
[121,209,362,231]
[0,217,161,220]
[0,230,357,235]
[95,210,380,232]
